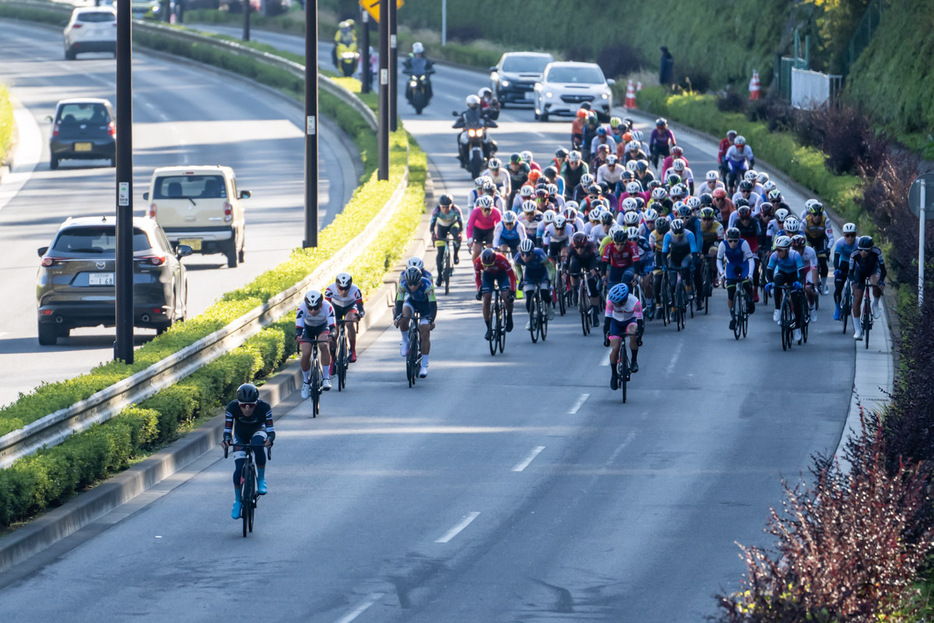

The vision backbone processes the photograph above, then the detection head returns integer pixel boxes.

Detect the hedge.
[0,84,11,167]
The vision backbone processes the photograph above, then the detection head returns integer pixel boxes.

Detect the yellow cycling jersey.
[700,220,723,246]
[804,214,828,240]
[598,235,613,257]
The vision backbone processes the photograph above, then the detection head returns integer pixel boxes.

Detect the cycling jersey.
[466,206,502,239]
[732,217,761,253]
[602,240,640,268]
[473,253,517,291]
[590,225,612,246]
[848,247,886,283]
[717,239,756,280]
[724,144,755,166]
[596,163,624,187]
[699,220,724,252]
[492,221,527,248]
[605,295,643,323]
[541,223,574,245]
[695,180,724,197]
[513,247,551,285]
[802,213,833,248]
[767,250,804,277]
[394,276,437,321]
[296,299,336,330]
[224,399,274,444]
[430,205,464,230]
[797,245,818,283]
[832,235,858,270]
[517,213,540,238]
[324,282,364,316]
[567,241,600,272]
[662,231,698,267]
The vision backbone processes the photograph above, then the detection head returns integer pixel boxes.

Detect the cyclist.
[801,199,834,295]
[506,153,531,206]
[583,207,604,237]
[765,235,805,342]
[561,150,589,199]
[831,223,859,320]
[222,383,275,519]
[474,247,517,339]
[696,170,724,198]
[564,203,585,231]
[711,187,735,227]
[649,117,676,172]
[394,266,436,377]
[732,180,762,212]
[602,227,640,292]
[649,216,670,318]
[661,145,689,179]
[552,147,569,173]
[698,206,724,287]
[401,256,432,286]
[662,217,699,312]
[605,283,644,389]
[510,183,534,211]
[596,154,625,190]
[430,194,464,275]
[324,272,365,364]
[567,231,602,325]
[466,195,502,264]
[571,108,589,150]
[571,173,596,204]
[663,158,695,196]
[514,238,555,327]
[543,214,575,264]
[717,227,757,330]
[493,210,527,256]
[466,176,487,211]
[724,135,755,194]
[849,235,886,340]
[717,130,737,183]
[628,224,655,318]
[542,165,566,198]
[590,126,617,157]
[791,233,819,321]
[517,200,541,240]
[484,157,510,197]
[296,289,336,396]
[590,211,616,245]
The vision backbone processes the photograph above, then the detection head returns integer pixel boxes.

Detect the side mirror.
[38,246,48,257]
[607,78,616,86]
[489,67,497,73]
[142,191,149,200]
[239,190,251,199]
[45,115,54,124]
[176,244,193,258]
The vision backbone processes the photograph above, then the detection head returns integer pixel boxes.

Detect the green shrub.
[0,84,11,166]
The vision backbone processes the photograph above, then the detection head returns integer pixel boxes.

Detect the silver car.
[63,7,117,60]
[533,61,615,122]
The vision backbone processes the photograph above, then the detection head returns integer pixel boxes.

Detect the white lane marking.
[512,446,545,472]
[664,340,684,376]
[435,512,480,544]
[568,393,590,414]
[334,592,384,623]
[600,350,610,367]
[607,431,637,465]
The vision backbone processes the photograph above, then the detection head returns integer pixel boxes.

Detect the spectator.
[659,46,674,85]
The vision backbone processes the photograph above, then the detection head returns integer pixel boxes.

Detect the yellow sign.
[359,0,403,23]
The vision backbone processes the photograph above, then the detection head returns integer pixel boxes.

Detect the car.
[47,98,116,170]
[63,6,117,60]
[533,61,615,123]
[36,216,191,345]
[131,0,162,19]
[142,165,250,268]
[489,52,554,107]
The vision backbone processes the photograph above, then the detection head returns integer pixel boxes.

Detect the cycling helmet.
[546,183,559,197]
[644,208,659,222]
[502,210,518,224]
[336,272,353,288]
[737,205,752,218]
[568,150,582,163]
[476,196,494,210]
[565,199,580,212]
[670,219,685,234]
[521,200,536,214]
[576,108,589,119]
[412,41,424,54]
[726,130,737,140]
[608,282,630,304]
[739,180,754,192]
[612,228,628,243]
[783,217,800,233]
[518,238,535,254]
[734,197,750,208]
[482,180,496,194]
[672,158,686,172]
[304,289,323,308]
[554,215,567,229]
[624,226,639,241]
[677,203,692,218]
[671,146,684,157]
[406,256,424,271]
[842,222,858,234]
[699,193,713,207]
[542,209,555,224]
[656,117,667,126]
[667,174,683,188]
[655,216,671,234]
[520,150,533,164]
[759,202,774,216]
[555,147,569,160]
[626,159,639,172]
[857,235,874,250]
[600,211,615,226]
[706,170,719,181]
[712,188,727,199]
[564,206,578,221]
[580,173,595,186]
[237,383,259,403]
[520,185,534,198]
[474,176,486,188]
[762,180,777,193]
[572,231,588,247]
[606,154,618,165]
[488,157,502,170]
[735,135,746,146]
[651,187,668,201]
[631,129,644,141]
[534,188,549,201]
[589,209,602,222]
[596,143,610,154]
[636,159,649,173]
[700,207,716,220]
[597,127,608,136]
[726,227,740,240]
[438,194,453,206]
[670,184,686,198]
[807,200,824,215]
[509,153,523,164]
[744,170,758,182]
[543,165,558,179]
[609,116,622,129]
[588,184,602,196]
[480,248,496,266]
[466,94,481,109]
[774,235,792,249]
[621,197,638,212]
[627,140,641,152]
[767,189,782,202]
[478,86,492,99]
[791,234,806,248]
[626,181,642,195]
[623,211,641,227]
[686,196,701,210]
[774,208,789,222]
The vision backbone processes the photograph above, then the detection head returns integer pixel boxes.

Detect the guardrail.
[0,5,405,468]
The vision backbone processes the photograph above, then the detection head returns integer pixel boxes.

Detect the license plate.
[74,142,92,152]
[89,272,115,286]
[524,91,535,100]
[179,238,202,251]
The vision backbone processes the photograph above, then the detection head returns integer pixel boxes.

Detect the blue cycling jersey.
[514,248,550,279]
[767,249,804,275]
[832,236,858,270]
[661,230,698,263]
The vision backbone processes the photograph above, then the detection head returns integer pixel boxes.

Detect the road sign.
[359,0,403,23]
[908,173,934,220]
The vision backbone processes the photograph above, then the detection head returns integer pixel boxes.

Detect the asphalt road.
[0,20,358,407]
[0,28,858,622]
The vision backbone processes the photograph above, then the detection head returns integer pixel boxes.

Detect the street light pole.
[114,0,134,363]
[303,0,318,248]
[377,0,389,180]
[389,0,397,132]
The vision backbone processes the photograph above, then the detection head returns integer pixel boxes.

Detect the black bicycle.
[300,338,329,417]
[858,278,874,349]
[402,310,423,387]
[527,282,548,343]
[658,267,671,326]
[776,284,804,351]
[840,276,853,334]
[225,441,271,538]
[488,288,507,356]
[668,266,689,332]
[732,279,750,340]
[552,261,569,317]
[435,234,455,295]
[333,319,355,392]
[615,343,631,403]
[577,274,593,336]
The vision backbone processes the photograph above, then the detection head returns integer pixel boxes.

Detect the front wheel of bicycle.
[311,364,321,417]
[733,296,743,341]
[337,337,348,392]
[241,464,254,538]
[618,349,629,404]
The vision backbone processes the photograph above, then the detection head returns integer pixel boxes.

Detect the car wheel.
[38,322,58,346]
[50,156,59,170]
[65,47,76,61]
[226,242,238,268]
[540,111,549,122]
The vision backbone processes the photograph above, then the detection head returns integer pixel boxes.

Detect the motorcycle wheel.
[469,151,484,179]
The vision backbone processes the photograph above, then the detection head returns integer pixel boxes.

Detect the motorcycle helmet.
[466,94,480,109]
[478,87,492,99]
[412,42,424,54]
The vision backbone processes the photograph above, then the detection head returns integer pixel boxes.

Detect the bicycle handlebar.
[224,442,272,460]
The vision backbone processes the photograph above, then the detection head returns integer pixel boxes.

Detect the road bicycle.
[402,310,423,387]
[658,268,671,326]
[858,278,874,348]
[700,255,714,315]
[668,266,690,332]
[298,337,329,417]
[333,319,356,392]
[840,276,853,334]
[732,279,751,340]
[488,288,507,356]
[776,284,806,351]
[576,272,594,336]
[224,441,271,538]
[434,234,456,295]
[527,282,548,343]
[552,259,569,317]
[757,246,771,306]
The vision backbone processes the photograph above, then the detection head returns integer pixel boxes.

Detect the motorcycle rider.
[332,20,358,72]
[453,94,498,170]
[402,42,435,104]
[478,87,501,121]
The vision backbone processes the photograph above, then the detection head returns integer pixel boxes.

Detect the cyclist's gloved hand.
[793,281,802,291]
[266,431,275,444]
[222,433,232,446]
[475,291,483,301]
[764,283,773,294]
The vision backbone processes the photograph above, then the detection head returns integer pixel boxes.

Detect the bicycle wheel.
[443,243,452,296]
[539,293,548,341]
[619,349,629,404]
[702,263,711,315]
[863,300,872,349]
[241,463,254,538]
[311,363,321,417]
[557,276,566,316]
[781,300,794,351]
[489,293,499,357]
[660,275,670,326]
[528,302,538,344]
[741,290,749,338]
[733,293,742,340]
[407,327,419,387]
[337,335,348,392]
[579,283,591,336]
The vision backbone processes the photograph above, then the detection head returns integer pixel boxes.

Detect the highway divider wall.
[0,6,427,530]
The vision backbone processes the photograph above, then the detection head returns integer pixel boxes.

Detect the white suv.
[63,7,117,60]
[533,61,615,123]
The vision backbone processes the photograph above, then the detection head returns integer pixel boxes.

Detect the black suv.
[36,216,191,345]
[48,98,116,170]
[489,52,554,107]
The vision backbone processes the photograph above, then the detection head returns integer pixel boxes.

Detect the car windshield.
[57,103,110,126]
[502,56,551,73]
[77,11,116,22]
[52,227,152,254]
[152,175,227,199]
[546,66,606,85]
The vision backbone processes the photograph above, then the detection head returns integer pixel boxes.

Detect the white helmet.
[670,184,686,197]
[626,181,642,195]
[476,195,493,209]
[686,196,701,210]
[502,210,518,224]
[521,200,536,214]
[842,222,857,234]
[735,135,746,146]
[606,154,618,165]
[631,129,644,141]
[775,235,792,249]
[644,208,659,222]
[744,170,758,182]
[627,140,640,152]
[553,214,567,229]
[304,289,323,308]
[623,211,641,226]
[672,158,686,172]
[775,208,789,221]
[651,187,667,200]
[580,173,595,186]
[783,217,800,233]
[412,42,424,54]
[626,226,640,240]
[564,206,578,221]
[520,185,534,198]
[542,209,555,224]
[336,272,353,289]
[706,170,719,181]
[757,172,770,184]
[520,150,533,164]
[621,197,638,212]
[589,209,602,221]
[406,257,424,271]
[565,200,580,212]
[626,159,639,172]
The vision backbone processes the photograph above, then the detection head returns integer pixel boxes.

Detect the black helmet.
[739,180,754,192]
[439,194,453,206]
[555,147,569,159]
[600,212,615,226]
[699,193,713,207]
[612,228,628,244]
[726,227,740,240]
[510,153,522,164]
[857,235,874,250]
[237,383,259,403]
[543,166,558,179]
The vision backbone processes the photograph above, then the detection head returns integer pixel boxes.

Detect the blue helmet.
[609,283,630,304]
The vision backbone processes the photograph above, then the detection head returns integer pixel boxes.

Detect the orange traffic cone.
[748,70,761,101]
[624,80,637,110]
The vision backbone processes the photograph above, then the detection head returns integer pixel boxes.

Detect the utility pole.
[303,0,318,248]
[389,0,397,132]
[377,0,389,180]
[114,0,134,363]
[360,8,371,94]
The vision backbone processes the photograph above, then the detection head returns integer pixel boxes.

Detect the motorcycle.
[335,41,359,78]
[407,74,430,114]
[453,110,498,180]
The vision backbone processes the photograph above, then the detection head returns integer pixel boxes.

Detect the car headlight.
[545,92,553,99]
[601,92,609,99]
[501,80,510,87]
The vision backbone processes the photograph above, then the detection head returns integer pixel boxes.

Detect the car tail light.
[223,202,232,222]
[52,122,60,138]
[72,23,83,28]
[139,255,166,266]
[41,257,64,267]
[107,121,116,137]
[148,202,157,218]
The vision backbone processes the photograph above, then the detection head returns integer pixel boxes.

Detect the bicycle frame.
[224,442,271,537]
